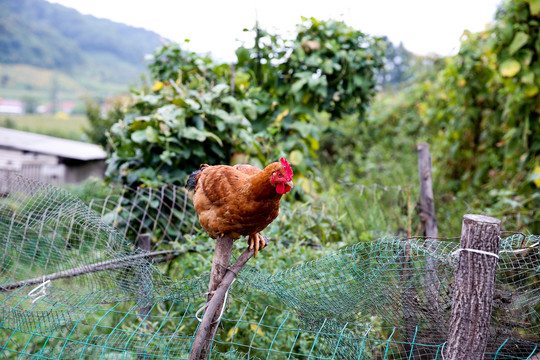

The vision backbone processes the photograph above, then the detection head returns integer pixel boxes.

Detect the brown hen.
[186,157,293,256]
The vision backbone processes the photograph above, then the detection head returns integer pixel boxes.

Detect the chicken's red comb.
[280,157,294,181]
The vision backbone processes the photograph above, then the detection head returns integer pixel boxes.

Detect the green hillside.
[0,0,165,106]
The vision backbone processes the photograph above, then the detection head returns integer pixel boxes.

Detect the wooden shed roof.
[0,127,107,161]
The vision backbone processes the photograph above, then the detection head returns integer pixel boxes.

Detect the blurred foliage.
[84,97,126,148]
[378,38,416,88]
[104,18,384,189]
[355,0,540,233]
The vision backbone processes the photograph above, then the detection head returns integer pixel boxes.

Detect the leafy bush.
[104,18,385,190]
[352,0,539,233]
[106,79,256,187]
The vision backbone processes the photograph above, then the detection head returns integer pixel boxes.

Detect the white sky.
[46,0,502,62]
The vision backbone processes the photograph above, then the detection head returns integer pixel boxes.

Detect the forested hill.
[0,0,164,82]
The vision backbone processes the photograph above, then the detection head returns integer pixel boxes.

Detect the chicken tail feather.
[185,170,202,191]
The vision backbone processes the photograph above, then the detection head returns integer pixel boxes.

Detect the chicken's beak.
[286,181,293,189]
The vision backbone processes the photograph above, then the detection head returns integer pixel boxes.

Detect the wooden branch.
[446,214,501,360]
[0,249,183,292]
[200,235,234,359]
[189,240,263,360]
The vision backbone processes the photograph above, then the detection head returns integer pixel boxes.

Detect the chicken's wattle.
[276,183,292,195]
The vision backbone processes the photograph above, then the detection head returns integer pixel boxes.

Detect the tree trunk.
[446,214,501,360]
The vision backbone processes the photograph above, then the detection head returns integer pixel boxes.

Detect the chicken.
[186,157,294,256]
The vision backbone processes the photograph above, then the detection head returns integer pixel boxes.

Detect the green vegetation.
[104,18,384,189]
[359,0,540,233]
[3,1,540,357]
[96,0,539,241]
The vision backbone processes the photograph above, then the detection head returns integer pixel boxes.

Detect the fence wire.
[0,173,539,359]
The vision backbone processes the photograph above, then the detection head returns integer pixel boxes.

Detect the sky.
[46,0,503,62]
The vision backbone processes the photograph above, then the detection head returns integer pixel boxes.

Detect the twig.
[0,249,184,291]
[189,241,262,360]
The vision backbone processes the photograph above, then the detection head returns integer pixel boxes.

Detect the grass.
[0,113,90,141]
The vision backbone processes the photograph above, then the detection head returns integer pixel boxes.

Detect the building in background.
[0,99,25,114]
[0,127,106,188]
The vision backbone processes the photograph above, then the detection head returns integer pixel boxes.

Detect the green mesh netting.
[0,173,539,359]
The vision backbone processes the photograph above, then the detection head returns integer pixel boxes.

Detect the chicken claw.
[248,233,267,257]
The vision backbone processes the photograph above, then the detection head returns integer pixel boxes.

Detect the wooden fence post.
[417,143,442,338]
[446,214,501,360]
[136,233,152,360]
[190,241,261,360]
[199,235,234,359]
[417,143,438,240]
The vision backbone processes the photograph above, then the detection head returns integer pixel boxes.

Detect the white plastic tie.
[451,248,499,259]
[196,278,235,324]
[28,279,51,304]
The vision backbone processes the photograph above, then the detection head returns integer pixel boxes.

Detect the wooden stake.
[189,242,260,360]
[446,214,501,360]
[136,234,152,360]
[417,142,442,334]
[199,235,234,359]
[417,143,438,240]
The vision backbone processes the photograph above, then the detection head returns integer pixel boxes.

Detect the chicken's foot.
[248,233,267,257]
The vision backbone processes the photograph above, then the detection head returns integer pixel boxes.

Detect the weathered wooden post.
[417,143,438,240]
[199,235,234,359]
[189,240,262,360]
[136,233,152,360]
[446,214,501,360]
[417,143,440,302]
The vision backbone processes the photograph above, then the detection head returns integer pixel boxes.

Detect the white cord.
[452,241,539,260]
[28,279,50,304]
[196,278,236,324]
[440,342,447,360]
[451,248,499,259]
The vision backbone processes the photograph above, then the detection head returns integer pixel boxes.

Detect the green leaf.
[289,150,304,165]
[212,83,230,94]
[181,127,207,141]
[499,59,521,77]
[157,105,183,125]
[527,0,540,15]
[291,78,307,93]
[131,130,147,143]
[521,71,535,84]
[184,99,201,110]
[141,95,161,105]
[181,127,223,146]
[524,84,538,98]
[508,32,529,55]
[289,122,313,138]
[146,126,158,143]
